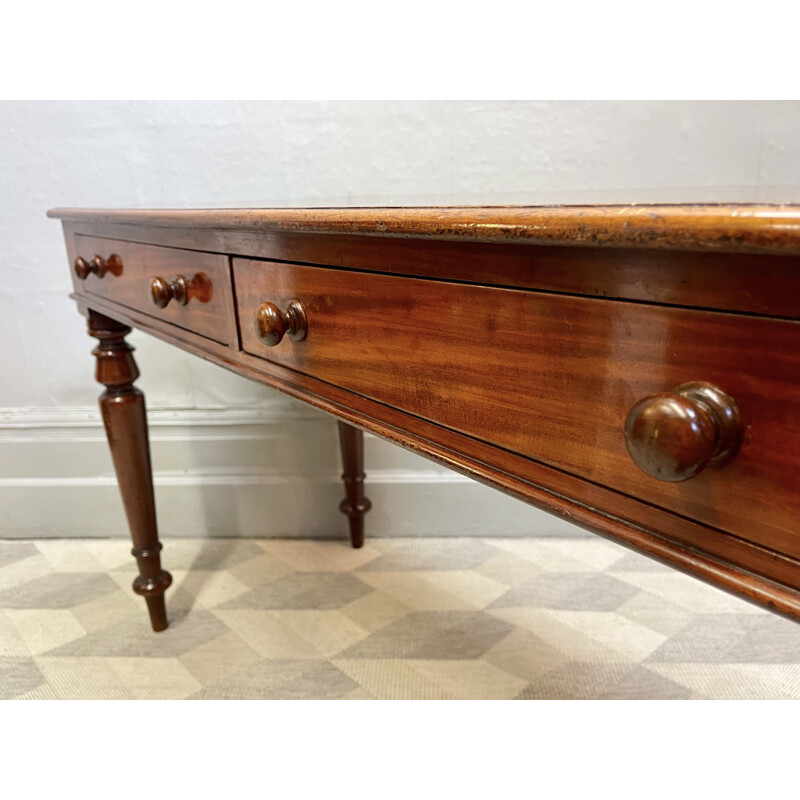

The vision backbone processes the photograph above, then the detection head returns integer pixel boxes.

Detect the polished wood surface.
[149,275,187,308]
[233,257,800,557]
[51,204,800,628]
[255,299,308,346]
[74,253,123,281]
[73,290,800,621]
[60,221,800,318]
[49,204,800,254]
[625,382,743,482]
[87,309,172,631]
[74,235,237,346]
[337,422,371,549]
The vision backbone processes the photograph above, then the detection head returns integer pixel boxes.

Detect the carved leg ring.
[337,421,371,549]
[88,310,172,631]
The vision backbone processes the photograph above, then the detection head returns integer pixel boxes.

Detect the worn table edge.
[48,204,800,255]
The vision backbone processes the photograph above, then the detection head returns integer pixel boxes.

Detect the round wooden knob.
[625,381,742,482]
[255,299,308,346]
[74,254,122,280]
[149,275,188,308]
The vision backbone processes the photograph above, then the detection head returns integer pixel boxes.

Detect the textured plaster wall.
[1,100,798,411]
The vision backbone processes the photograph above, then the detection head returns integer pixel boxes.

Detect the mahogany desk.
[48,206,800,631]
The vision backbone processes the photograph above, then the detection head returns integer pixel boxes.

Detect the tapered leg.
[88,310,172,631]
[337,421,371,549]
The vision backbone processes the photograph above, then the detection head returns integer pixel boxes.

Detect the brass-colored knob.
[149,275,188,308]
[625,381,742,482]
[255,299,308,346]
[74,254,122,280]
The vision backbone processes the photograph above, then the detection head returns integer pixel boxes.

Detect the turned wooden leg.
[337,421,371,549]
[88,309,172,631]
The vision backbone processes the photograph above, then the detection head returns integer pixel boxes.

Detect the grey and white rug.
[1,536,798,699]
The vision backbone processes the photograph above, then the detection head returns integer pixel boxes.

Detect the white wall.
[1,101,798,538]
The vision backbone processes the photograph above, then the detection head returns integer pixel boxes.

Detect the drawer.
[73,236,237,346]
[233,257,800,558]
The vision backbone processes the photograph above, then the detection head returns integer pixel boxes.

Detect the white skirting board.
[0,404,585,539]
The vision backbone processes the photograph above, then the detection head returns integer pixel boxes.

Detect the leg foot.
[88,309,172,631]
[143,595,169,633]
[337,421,371,548]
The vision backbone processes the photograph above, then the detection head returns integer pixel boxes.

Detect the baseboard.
[0,405,584,539]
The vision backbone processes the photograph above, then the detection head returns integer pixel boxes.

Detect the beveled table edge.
[48,204,800,255]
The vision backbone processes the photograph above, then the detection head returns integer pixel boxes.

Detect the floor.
[1,536,798,700]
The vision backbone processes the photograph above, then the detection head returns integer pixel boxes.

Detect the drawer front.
[73,236,237,345]
[234,257,800,557]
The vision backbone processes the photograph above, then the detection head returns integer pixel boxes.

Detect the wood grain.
[73,292,800,620]
[49,204,800,254]
[52,203,800,626]
[74,235,237,346]
[60,220,800,319]
[233,258,800,558]
[88,309,172,631]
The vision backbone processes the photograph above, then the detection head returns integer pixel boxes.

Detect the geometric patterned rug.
[1,536,798,699]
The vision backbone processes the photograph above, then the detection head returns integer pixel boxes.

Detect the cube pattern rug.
[1,537,798,700]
